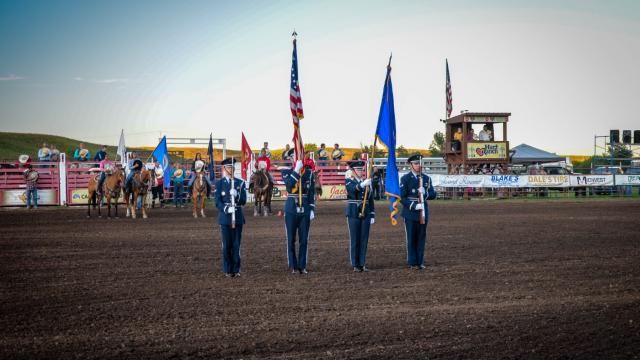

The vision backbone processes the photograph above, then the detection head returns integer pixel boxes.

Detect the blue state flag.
[375,57,401,225]
[152,136,171,189]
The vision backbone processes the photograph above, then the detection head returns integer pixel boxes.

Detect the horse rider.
[255,149,274,186]
[280,158,316,274]
[188,153,212,197]
[345,160,375,272]
[125,154,144,192]
[260,141,272,159]
[282,144,294,161]
[400,154,437,270]
[317,143,329,162]
[214,158,247,277]
[97,152,114,196]
[331,143,344,161]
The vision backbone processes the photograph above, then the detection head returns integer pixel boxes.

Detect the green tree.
[304,143,318,153]
[428,131,445,157]
[360,143,385,158]
[396,145,409,158]
[607,144,633,166]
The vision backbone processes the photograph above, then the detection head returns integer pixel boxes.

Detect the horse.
[191,171,207,218]
[87,168,125,218]
[250,169,272,216]
[313,170,322,199]
[124,169,152,219]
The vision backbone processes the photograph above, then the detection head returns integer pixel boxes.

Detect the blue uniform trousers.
[404,219,427,266]
[220,224,242,274]
[347,217,371,268]
[285,212,310,270]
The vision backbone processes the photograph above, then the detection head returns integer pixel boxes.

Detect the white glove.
[414,203,424,210]
[310,210,315,220]
[294,160,303,172]
[370,218,375,225]
[360,178,372,187]
[229,188,238,197]
[226,206,235,214]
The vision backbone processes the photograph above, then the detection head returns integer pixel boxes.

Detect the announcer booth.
[444,112,511,174]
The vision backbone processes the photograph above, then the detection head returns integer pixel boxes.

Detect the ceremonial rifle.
[231,157,236,229]
[418,158,426,224]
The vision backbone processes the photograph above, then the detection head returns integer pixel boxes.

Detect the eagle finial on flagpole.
[292,29,298,39]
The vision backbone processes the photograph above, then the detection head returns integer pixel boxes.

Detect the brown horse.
[124,169,151,219]
[313,170,322,199]
[87,168,125,218]
[191,171,207,218]
[250,169,272,216]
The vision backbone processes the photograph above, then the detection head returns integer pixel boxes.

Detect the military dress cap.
[407,154,423,163]
[221,158,237,166]
[349,160,366,169]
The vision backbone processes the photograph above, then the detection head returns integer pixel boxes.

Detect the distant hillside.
[0,132,121,161]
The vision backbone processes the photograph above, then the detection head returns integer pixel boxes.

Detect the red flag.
[241,132,252,180]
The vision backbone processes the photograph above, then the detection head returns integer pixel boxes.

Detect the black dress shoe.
[291,269,299,275]
[361,266,369,272]
[418,264,426,270]
[409,265,418,270]
[234,272,241,277]
[224,273,232,277]
[299,268,308,274]
[353,267,362,272]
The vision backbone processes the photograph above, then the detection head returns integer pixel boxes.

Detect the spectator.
[304,151,316,171]
[372,167,382,200]
[74,143,91,161]
[261,142,272,159]
[23,164,39,209]
[317,143,329,161]
[331,143,345,161]
[172,163,185,208]
[452,128,463,151]
[282,144,294,161]
[478,125,492,141]
[152,160,165,208]
[37,142,51,161]
[466,128,477,142]
[49,144,60,162]
[94,145,108,162]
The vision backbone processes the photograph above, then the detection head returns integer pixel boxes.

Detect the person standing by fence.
[23,164,39,209]
[152,160,165,208]
[172,163,185,208]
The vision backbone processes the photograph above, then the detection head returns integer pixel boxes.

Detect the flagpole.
[297,123,303,209]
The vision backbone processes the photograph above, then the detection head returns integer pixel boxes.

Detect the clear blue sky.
[1,0,639,154]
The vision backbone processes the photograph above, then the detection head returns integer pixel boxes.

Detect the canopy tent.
[510,143,565,164]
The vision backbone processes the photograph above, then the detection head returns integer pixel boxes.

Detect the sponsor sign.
[466,142,507,160]
[271,184,289,201]
[432,175,484,187]
[0,189,58,206]
[526,175,570,187]
[70,188,126,204]
[319,185,347,200]
[570,175,614,187]
[485,175,527,187]
[614,174,640,185]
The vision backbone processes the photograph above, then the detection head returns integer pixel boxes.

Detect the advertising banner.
[0,189,58,206]
[319,185,347,200]
[570,175,614,187]
[614,174,640,186]
[526,175,570,187]
[69,188,126,204]
[484,175,528,187]
[432,175,484,187]
[466,142,507,160]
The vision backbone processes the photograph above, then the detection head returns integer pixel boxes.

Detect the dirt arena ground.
[1,199,639,359]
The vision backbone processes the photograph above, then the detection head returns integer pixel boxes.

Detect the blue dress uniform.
[214,158,247,277]
[281,164,316,274]
[400,155,437,269]
[345,161,375,272]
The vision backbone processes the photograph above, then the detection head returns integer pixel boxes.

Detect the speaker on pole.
[634,130,640,144]
[610,129,619,144]
[622,130,632,144]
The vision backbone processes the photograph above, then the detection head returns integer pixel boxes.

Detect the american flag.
[290,34,304,162]
[446,59,452,119]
